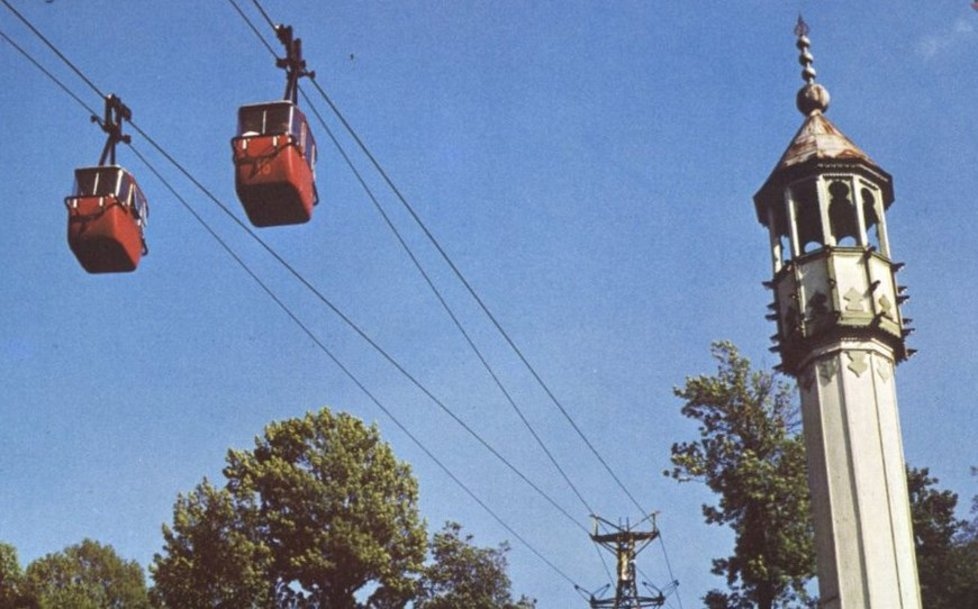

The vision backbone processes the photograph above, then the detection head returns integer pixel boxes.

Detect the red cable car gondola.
[232,100,317,226]
[65,95,148,273]
[232,25,318,227]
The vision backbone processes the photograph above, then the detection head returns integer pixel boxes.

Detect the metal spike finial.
[795,16,816,85]
[793,15,830,116]
[794,15,809,38]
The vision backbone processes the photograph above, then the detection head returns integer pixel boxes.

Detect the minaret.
[753,18,921,609]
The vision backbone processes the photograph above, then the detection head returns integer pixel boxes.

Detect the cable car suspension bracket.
[92,94,132,166]
[275,24,315,104]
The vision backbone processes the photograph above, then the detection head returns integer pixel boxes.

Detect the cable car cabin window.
[118,172,148,225]
[73,167,124,198]
[267,105,292,135]
[238,108,264,136]
[132,181,149,226]
[70,167,147,223]
[237,103,294,137]
[294,113,317,171]
[236,103,316,169]
[118,174,133,208]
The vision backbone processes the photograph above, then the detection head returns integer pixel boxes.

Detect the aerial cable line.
[1,0,104,99]
[234,0,635,589]
[302,28,683,602]
[305,92,618,571]
[249,0,278,32]
[296,9,686,605]
[302,25,687,609]
[128,141,583,590]
[227,0,277,56]
[299,90,618,585]
[0,29,99,118]
[242,0,647,516]
[301,88,598,512]
[1,28,584,592]
[229,0,603,525]
[231,0,600,517]
[126,117,591,537]
[232,5,616,581]
[0,4,590,540]
[302,72,648,513]
[5,0,673,600]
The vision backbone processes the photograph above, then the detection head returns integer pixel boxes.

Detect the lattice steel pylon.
[580,514,669,609]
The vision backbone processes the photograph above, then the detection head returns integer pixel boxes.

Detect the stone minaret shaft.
[752,18,921,609]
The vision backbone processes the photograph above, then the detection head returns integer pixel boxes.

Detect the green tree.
[415,522,535,609]
[151,408,427,609]
[953,469,978,608]
[149,479,275,609]
[23,539,151,609]
[908,466,978,609]
[908,466,960,609]
[667,341,814,609]
[0,542,28,609]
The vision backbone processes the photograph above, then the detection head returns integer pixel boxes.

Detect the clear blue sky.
[1,1,976,607]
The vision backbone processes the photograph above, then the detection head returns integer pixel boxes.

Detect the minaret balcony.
[769,245,908,372]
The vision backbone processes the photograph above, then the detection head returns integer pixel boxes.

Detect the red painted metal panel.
[232,133,316,227]
[66,195,143,273]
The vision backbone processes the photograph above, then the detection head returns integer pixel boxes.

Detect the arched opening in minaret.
[829,180,860,246]
[791,180,823,254]
[862,187,883,252]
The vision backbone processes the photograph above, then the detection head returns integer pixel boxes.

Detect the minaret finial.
[794,15,830,116]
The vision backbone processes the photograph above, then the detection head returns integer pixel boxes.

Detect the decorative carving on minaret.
[843,287,865,312]
[846,351,869,377]
[878,294,895,320]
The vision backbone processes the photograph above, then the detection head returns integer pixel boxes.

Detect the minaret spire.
[794,16,830,116]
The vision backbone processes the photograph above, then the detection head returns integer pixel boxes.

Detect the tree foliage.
[21,539,151,609]
[0,542,28,609]
[667,341,814,609]
[415,522,535,609]
[151,408,427,609]
[150,479,275,609]
[909,466,978,609]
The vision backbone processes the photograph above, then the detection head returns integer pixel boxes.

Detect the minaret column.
[797,341,918,609]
